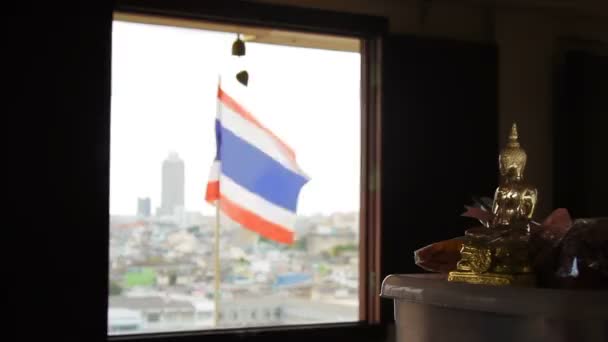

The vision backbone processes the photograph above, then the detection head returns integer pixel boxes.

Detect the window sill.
[108,322,386,342]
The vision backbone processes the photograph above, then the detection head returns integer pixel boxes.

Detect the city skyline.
[158,152,185,216]
[109,207,359,334]
[119,151,359,219]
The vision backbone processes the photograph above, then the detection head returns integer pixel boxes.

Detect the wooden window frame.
[110,1,387,341]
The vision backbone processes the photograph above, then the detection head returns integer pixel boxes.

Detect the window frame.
[110,0,387,340]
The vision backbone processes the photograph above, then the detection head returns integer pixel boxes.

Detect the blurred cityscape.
[109,153,359,334]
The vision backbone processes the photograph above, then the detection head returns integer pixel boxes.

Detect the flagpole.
[213,199,221,327]
[214,76,222,327]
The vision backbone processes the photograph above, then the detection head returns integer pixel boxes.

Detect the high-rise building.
[137,197,151,217]
[159,152,185,217]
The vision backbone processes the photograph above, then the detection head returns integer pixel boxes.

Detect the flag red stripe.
[217,87,296,160]
[219,195,294,244]
[205,181,219,203]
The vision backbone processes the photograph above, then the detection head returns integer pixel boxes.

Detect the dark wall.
[380,35,498,319]
[554,51,608,218]
[11,3,113,342]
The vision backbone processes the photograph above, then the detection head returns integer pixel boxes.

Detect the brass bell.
[232,34,246,57]
[236,70,249,86]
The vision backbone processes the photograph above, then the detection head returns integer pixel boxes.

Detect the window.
[109,15,368,335]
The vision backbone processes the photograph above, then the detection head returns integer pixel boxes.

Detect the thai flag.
[205,85,309,244]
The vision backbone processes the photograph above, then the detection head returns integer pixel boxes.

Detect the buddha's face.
[499,148,526,179]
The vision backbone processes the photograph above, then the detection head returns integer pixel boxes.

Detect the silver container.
[381,274,608,342]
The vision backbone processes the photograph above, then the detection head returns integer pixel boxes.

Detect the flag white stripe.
[220,174,296,231]
[207,160,220,182]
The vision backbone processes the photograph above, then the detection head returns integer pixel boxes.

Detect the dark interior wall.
[11,3,112,342]
[495,10,555,218]
[495,10,607,218]
[253,0,491,41]
[48,8,112,342]
[579,54,608,216]
[554,51,608,217]
[380,35,497,320]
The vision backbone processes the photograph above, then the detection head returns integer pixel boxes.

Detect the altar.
[381,274,608,342]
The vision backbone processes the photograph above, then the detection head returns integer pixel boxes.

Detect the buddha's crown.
[499,123,527,177]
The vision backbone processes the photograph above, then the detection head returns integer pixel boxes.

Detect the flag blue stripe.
[217,121,308,212]
[214,119,222,160]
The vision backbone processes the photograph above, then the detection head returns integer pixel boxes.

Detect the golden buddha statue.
[492,123,538,230]
[448,123,537,286]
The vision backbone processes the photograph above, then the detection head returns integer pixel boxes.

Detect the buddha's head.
[498,123,527,180]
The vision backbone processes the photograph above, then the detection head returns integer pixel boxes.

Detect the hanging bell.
[236,70,249,86]
[232,34,246,57]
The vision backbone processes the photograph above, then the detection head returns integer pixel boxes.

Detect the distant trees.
[259,236,307,250]
[109,281,123,295]
[331,243,357,256]
[291,237,307,250]
[169,272,177,286]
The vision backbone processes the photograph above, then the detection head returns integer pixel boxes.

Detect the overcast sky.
[111,21,360,216]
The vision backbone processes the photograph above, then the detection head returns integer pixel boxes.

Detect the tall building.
[137,197,151,217]
[158,152,185,217]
